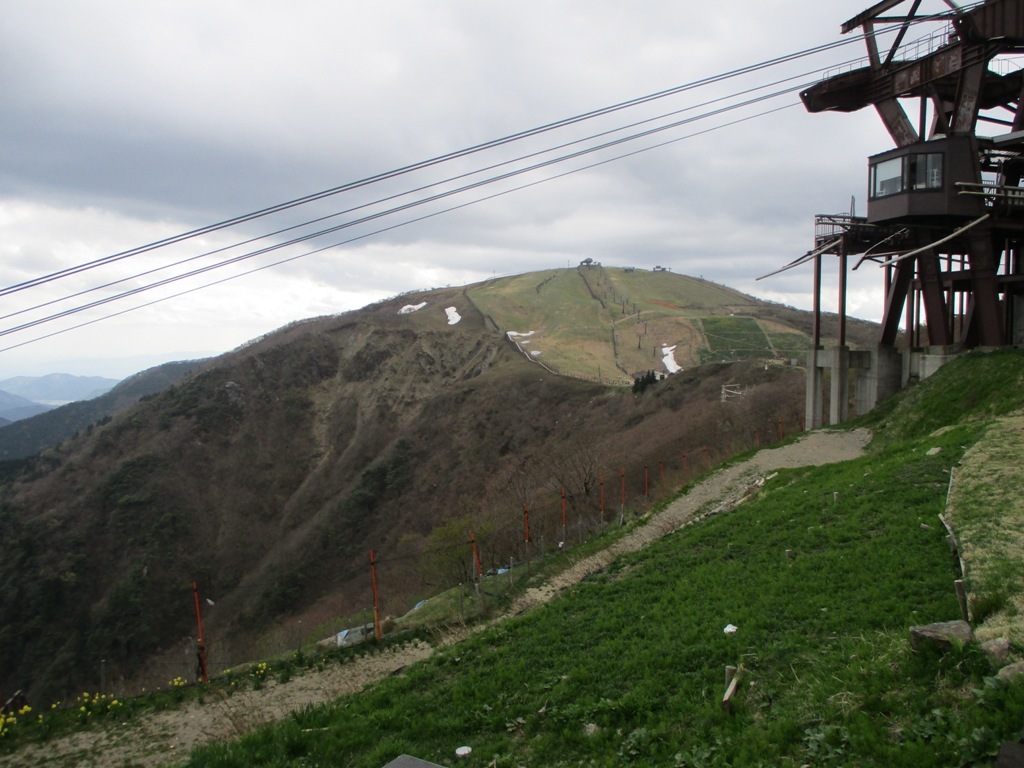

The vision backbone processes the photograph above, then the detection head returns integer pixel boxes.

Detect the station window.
[870,152,943,198]
[910,153,943,190]
[871,157,905,197]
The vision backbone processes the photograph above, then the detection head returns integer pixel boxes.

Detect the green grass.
[864,348,1024,447]
[765,330,810,359]
[698,316,772,363]
[183,372,1024,767]
[470,269,615,380]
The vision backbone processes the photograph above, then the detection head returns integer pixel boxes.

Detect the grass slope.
[468,267,819,382]
[181,351,1024,768]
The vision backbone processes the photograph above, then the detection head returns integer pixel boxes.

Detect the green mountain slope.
[178,349,1024,768]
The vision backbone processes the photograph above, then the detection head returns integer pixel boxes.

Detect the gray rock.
[997,661,1024,683]
[909,620,974,652]
[982,637,1012,665]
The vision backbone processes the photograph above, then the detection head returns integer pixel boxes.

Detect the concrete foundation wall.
[808,344,959,427]
[855,346,902,416]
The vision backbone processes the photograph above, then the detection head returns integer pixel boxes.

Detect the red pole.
[369,549,381,642]
[192,580,209,683]
[470,531,483,577]
[682,449,688,470]
[599,475,605,525]
[777,415,784,441]
[754,429,761,447]
[702,446,709,465]
[620,465,626,511]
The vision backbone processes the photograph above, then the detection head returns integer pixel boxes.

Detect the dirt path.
[11,428,870,768]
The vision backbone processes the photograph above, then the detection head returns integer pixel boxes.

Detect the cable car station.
[788,0,1024,427]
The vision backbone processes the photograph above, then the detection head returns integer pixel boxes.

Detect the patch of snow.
[445,306,461,325]
[398,301,427,314]
[506,330,535,339]
[530,350,542,357]
[661,344,682,374]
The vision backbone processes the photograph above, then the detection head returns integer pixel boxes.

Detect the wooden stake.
[722,665,742,714]
[192,580,209,683]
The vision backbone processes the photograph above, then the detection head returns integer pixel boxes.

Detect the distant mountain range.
[0,373,122,424]
[0,388,53,422]
[0,362,201,459]
[0,372,121,405]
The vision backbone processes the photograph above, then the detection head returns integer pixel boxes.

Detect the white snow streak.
[661,344,682,374]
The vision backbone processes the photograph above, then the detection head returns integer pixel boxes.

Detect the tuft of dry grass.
[946,412,1024,645]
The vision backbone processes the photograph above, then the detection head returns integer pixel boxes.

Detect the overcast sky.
[1,1,962,378]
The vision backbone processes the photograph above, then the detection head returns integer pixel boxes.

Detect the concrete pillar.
[876,345,903,410]
[829,345,850,426]
[855,345,903,415]
[919,346,961,380]
[805,346,824,430]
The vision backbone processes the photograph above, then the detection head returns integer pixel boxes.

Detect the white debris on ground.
[508,330,542,358]
[445,306,461,325]
[661,344,682,374]
[398,301,427,314]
